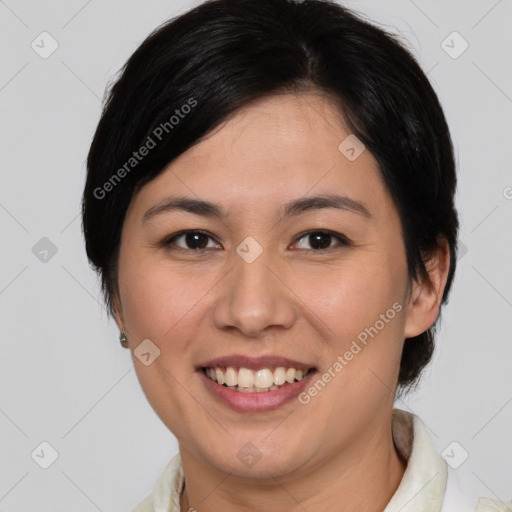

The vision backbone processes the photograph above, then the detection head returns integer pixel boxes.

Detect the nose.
[212,247,298,339]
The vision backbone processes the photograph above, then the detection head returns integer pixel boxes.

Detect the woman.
[81,0,509,510]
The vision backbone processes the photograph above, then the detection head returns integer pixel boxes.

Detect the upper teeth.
[205,366,310,391]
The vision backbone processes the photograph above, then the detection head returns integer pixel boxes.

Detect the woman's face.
[115,92,421,479]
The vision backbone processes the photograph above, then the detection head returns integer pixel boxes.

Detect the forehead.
[186,92,353,173]
[127,92,393,224]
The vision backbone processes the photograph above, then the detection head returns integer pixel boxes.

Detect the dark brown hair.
[82,0,459,393]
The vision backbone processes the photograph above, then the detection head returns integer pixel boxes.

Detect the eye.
[292,230,350,251]
[161,229,350,253]
[162,230,222,251]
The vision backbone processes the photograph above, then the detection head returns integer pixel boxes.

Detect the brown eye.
[164,230,221,251]
[294,230,350,251]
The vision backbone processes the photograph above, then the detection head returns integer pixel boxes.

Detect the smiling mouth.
[202,366,315,393]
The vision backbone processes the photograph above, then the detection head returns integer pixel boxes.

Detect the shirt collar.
[384,408,447,512]
[142,408,448,512]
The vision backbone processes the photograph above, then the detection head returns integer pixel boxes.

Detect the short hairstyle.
[82,0,459,393]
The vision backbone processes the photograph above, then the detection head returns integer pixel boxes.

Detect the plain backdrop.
[0,0,511,510]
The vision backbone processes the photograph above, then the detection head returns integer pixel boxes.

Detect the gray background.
[0,0,511,510]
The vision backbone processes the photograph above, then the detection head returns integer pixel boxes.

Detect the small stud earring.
[119,332,129,347]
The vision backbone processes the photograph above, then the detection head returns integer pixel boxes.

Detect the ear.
[403,238,451,338]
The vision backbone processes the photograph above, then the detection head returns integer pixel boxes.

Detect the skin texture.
[113,92,450,511]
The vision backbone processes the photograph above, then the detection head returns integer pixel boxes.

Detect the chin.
[200,437,313,480]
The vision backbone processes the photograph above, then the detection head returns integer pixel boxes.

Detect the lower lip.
[198,369,316,412]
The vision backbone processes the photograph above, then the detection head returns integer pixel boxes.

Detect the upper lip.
[198,355,315,371]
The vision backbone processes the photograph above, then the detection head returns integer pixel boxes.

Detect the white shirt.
[132,409,510,512]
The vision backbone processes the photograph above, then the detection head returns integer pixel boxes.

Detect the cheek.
[295,256,406,346]
[117,252,214,432]
[297,265,406,415]
[293,253,408,408]
[118,250,215,346]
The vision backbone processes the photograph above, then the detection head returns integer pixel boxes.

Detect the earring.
[119,332,129,347]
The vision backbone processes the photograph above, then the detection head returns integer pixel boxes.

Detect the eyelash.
[160,229,351,253]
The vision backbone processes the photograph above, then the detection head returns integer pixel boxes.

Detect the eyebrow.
[142,193,371,223]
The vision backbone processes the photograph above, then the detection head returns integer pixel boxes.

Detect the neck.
[179,416,407,512]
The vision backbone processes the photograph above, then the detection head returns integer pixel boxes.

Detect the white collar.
[384,408,447,511]
[132,408,505,511]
